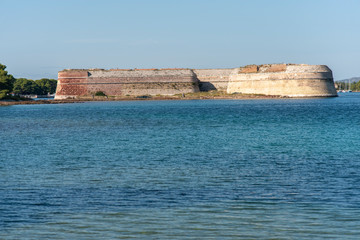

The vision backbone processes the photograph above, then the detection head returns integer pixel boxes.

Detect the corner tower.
[227,64,338,97]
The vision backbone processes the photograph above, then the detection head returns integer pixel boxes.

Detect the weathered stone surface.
[193,69,233,91]
[58,70,88,78]
[55,69,199,99]
[55,64,338,99]
[227,64,337,97]
[261,64,287,73]
[239,65,258,73]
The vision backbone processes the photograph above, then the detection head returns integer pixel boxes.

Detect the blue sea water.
[1,93,360,239]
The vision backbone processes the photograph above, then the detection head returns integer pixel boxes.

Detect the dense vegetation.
[0,64,16,99]
[0,63,57,99]
[13,78,57,95]
[336,81,360,92]
[95,91,106,96]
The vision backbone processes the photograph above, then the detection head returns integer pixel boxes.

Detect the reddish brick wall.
[56,70,89,98]
[56,82,89,96]
[55,69,199,99]
[58,71,88,78]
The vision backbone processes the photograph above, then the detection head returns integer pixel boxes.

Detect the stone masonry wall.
[55,64,338,99]
[55,69,199,99]
[56,70,88,97]
[193,69,233,91]
[227,64,338,97]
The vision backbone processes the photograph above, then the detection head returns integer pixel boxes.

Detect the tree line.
[336,81,360,92]
[0,63,57,99]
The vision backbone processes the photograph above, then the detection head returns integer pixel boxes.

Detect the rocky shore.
[0,92,288,106]
[0,99,82,106]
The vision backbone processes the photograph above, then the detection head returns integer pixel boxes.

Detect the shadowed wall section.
[193,69,233,91]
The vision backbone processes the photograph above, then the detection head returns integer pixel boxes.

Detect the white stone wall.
[227,64,337,97]
[193,69,233,91]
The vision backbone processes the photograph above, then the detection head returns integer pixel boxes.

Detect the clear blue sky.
[1,0,359,80]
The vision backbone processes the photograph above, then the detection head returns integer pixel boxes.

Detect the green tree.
[0,64,16,98]
[13,78,41,95]
[354,81,360,91]
[35,78,57,95]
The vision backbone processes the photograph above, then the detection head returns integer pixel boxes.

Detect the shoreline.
[0,92,337,106]
[0,99,83,106]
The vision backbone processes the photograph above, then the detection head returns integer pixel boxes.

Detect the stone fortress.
[55,64,337,99]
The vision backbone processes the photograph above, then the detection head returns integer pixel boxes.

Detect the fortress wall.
[227,64,338,97]
[55,69,199,99]
[89,69,194,79]
[227,78,337,97]
[193,69,233,91]
[56,70,89,98]
[85,82,198,96]
[55,64,338,99]
[285,65,331,73]
[88,69,196,83]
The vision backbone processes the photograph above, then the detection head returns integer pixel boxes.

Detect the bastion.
[55,64,337,99]
[227,64,337,97]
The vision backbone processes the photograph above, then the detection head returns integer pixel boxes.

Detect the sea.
[1,93,360,239]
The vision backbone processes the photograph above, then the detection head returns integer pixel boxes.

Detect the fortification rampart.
[193,69,233,91]
[55,69,199,99]
[55,64,338,99]
[227,64,337,97]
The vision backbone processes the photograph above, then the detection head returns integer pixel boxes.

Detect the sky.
[0,0,359,80]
